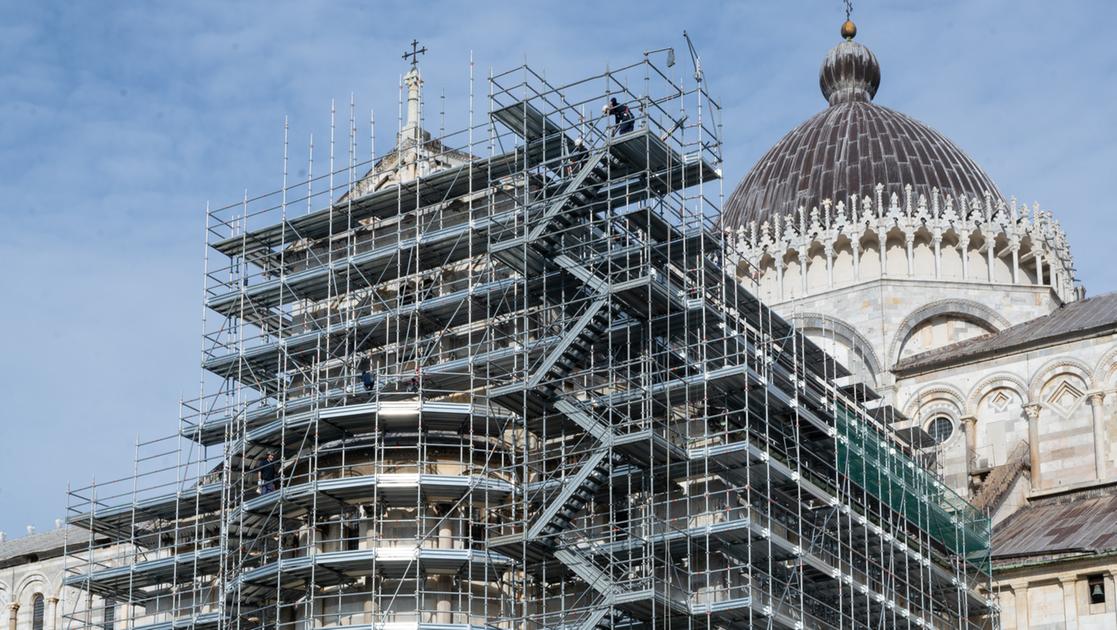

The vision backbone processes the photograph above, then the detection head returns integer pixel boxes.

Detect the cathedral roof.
[0,526,81,569]
[992,491,1117,562]
[894,291,1117,375]
[723,23,1003,229]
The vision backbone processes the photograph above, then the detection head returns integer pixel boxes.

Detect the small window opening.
[343,521,360,551]
[32,595,45,630]
[1089,574,1106,605]
[926,416,954,445]
[103,599,116,630]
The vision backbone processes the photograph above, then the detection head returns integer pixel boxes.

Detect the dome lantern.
[819,24,880,105]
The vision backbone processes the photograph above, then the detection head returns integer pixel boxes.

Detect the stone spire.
[399,40,430,146]
[400,66,429,145]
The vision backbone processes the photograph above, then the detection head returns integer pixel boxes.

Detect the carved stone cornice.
[725,182,1078,303]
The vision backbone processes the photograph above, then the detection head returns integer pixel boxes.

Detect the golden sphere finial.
[841,19,857,40]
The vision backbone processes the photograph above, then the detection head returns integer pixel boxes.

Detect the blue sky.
[1,1,1114,536]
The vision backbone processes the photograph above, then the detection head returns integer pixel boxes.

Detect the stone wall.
[1,535,87,630]
[997,558,1117,629]
[895,334,1117,498]
[764,277,1057,397]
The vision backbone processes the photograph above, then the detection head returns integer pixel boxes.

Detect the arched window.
[926,416,954,445]
[103,599,116,630]
[32,594,45,630]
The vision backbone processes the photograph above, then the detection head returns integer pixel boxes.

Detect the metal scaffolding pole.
[62,50,994,630]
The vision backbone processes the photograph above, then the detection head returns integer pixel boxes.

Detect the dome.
[724,24,1003,229]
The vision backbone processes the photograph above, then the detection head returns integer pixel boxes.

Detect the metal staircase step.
[526,448,613,540]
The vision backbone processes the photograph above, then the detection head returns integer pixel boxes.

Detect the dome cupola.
[819,23,880,105]
[724,21,1003,229]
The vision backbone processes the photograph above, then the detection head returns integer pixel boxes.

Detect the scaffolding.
[63,51,994,630]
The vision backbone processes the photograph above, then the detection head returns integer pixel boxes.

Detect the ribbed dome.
[724,27,1002,229]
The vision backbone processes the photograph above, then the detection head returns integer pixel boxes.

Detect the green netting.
[836,405,991,575]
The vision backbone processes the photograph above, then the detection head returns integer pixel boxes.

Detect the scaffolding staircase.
[528,448,615,541]
[553,546,661,618]
[531,296,611,394]
[576,607,614,630]
[491,145,614,276]
[62,53,997,630]
[489,140,619,415]
[489,102,705,630]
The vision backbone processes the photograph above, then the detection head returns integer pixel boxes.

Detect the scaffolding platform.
[65,52,993,630]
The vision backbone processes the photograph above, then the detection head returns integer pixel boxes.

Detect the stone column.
[798,249,808,296]
[47,597,59,630]
[878,229,886,277]
[961,415,977,482]
[825,244,834,289]
[1036,251,1045,286]
[776,258,785,301]
[1088,393,1108,480]
[1011,243,1020,284]
[932,234,942,278]
[960,234,970,280]
[1061,577,1079,630]
[439,519,454,550]
[1024,404,1043,490]
[309,588,321,629]
[905,233,915,276]
[851,240,861,280]
[1013,583,1030,629]
[1108,570,1117,614]
[987,236,996,282]
[8,603,18,630]
[426,575,453,623]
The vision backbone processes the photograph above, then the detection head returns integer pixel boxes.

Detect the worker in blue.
[257,451,278,495]
[359,357,376,392]
[603,97,635,135]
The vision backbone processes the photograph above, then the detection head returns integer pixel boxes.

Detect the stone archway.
[888,298,1009,367]
[790,312,883,384]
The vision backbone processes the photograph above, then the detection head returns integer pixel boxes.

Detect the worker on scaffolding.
[257,451,278,495]
[564,136,589,176]
[359,357,376,393]
[603,97,635,135]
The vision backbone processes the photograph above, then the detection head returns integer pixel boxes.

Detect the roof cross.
[403,39,427,68]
